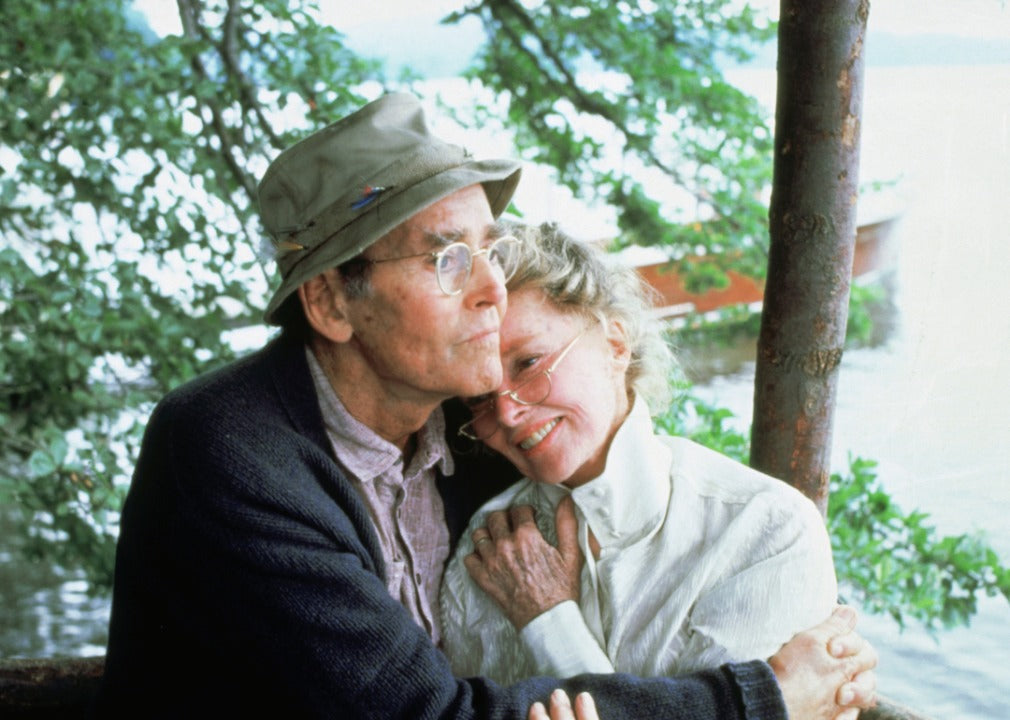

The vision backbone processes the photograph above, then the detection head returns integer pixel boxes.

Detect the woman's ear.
[605,318,632,371]
[298,269,354,343]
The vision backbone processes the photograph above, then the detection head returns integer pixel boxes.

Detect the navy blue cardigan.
[94,333,785,719]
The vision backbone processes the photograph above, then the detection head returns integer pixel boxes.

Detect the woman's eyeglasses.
[457,331,584,441]
[365,235,521,296]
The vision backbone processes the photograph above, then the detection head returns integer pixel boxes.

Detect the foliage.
[670,304,763,349]
[655,394,1010,633]
[654,388,750,463]
[844,282,889,347]
[448,0,777,286]
[1,0,383,587]
[829,456,1010,633]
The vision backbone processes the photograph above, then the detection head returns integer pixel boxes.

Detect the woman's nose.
[494,391,530,427]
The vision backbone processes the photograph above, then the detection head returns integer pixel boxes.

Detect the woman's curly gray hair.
[506,222,676,414]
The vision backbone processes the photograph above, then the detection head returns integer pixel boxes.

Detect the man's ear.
[298,269,354,343]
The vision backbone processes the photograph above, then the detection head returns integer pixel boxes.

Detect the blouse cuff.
[519,601,614,677]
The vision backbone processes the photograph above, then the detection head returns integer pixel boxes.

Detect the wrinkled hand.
[464,496,582,629]
[770,605,878,720]
[529,689,599,720]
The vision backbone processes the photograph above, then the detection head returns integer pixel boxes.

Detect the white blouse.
[439,399,838,682]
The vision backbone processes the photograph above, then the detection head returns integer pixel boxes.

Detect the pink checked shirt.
[306,348,453,645]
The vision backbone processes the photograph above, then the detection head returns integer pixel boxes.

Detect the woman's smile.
[517,417,561,450]
[481,287,631,488]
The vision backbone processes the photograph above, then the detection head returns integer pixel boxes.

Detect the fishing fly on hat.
[258,92,523,324]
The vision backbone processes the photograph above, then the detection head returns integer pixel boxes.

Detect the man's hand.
[770,605,878,720]
[463,496,582,629]
[529,690,599,720]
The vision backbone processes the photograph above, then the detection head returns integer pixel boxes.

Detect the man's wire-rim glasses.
[365,235,521,296]
[457,330,585,441]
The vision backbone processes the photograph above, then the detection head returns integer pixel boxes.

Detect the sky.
[860,0,1010,37]
[322,0,1010,37]
[136,0,1010,39]
[319,0,1004,33]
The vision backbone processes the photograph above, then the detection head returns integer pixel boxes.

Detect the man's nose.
[463,251,508,311]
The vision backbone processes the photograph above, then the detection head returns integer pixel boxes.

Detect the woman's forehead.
[502,288,556,329]
[500,290,583,348]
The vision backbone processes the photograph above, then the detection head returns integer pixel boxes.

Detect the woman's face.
[475,287,631,487]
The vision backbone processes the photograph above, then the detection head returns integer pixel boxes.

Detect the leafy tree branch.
[452,0,774,282]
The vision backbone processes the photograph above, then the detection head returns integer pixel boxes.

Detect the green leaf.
[27,450,57,479]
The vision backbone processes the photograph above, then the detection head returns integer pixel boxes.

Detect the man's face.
[340,185,508,403]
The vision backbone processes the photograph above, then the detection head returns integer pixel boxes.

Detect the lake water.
[3,64,1009,719]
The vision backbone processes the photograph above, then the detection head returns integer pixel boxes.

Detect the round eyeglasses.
[457,331,585,441]
[366,235,521,296]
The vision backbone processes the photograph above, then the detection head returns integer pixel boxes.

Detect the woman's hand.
[463,495,583,629]
[529,690,599,720]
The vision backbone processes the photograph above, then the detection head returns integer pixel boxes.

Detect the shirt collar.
[305,347,454,484]
[566,396,673,550]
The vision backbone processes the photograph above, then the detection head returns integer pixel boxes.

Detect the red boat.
[629,215,902,319]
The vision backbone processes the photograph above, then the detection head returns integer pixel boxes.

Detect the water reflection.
[0,511,108,658]
[674,258,903,382]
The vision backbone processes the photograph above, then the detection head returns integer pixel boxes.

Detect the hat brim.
[263,158,521,325]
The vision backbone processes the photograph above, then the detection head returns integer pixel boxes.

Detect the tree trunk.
[750,0,870,515]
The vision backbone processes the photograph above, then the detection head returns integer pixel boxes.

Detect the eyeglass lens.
[459,373,552,441]
[458,331,583,441]
[437,236,519,294]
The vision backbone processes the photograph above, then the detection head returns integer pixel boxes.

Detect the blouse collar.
[539,397,672,551]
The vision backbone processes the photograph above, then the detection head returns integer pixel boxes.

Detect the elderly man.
[96,93,875,719]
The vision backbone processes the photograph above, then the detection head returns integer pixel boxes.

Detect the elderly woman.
[440,223,838,684]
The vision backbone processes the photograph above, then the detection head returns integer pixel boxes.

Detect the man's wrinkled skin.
[771,604,878,720]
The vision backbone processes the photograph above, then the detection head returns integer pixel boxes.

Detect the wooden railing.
[0,656,932,719]
[863,699,935,720]
[0,657,104,718]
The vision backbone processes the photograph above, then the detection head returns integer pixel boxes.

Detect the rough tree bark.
[750,0,870,515]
